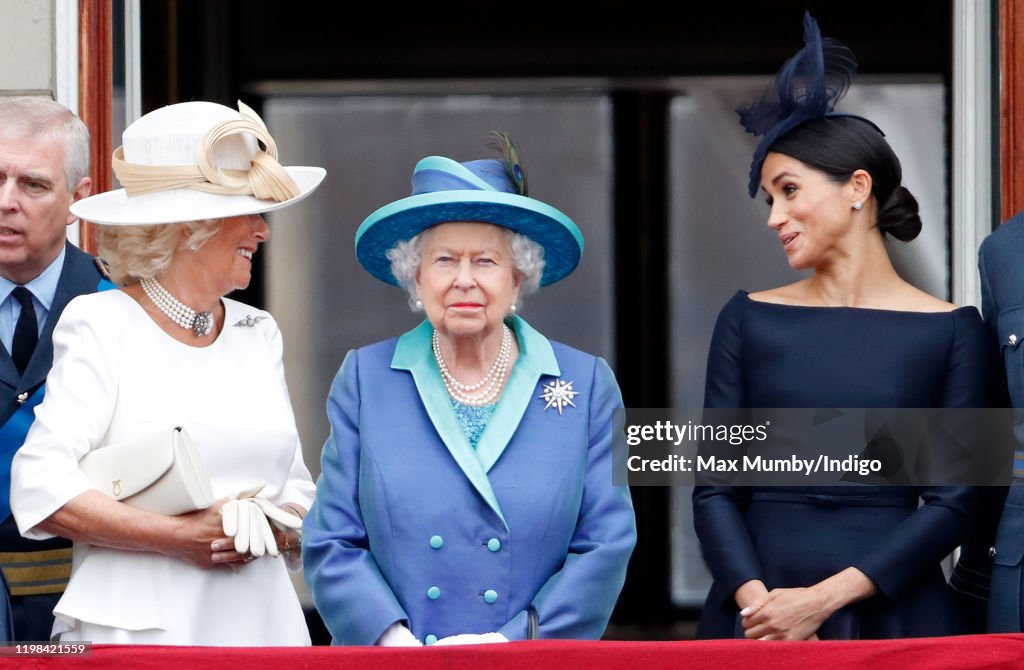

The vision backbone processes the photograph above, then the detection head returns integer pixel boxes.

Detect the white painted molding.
[951,0,994,307]
[55,0,80,246]
[53,0,78,113]
[125,0,142,124]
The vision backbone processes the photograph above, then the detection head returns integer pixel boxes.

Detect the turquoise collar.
[391,316,560,526]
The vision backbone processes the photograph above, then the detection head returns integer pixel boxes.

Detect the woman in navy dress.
[692,14,991,640]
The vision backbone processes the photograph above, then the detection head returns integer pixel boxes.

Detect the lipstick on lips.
[780,232,798,250]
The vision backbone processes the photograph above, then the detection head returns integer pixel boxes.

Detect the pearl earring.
[510,304,517,313]
[852,201,863,211]
[414,299,423,310]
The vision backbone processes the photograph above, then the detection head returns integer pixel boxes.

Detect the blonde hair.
[98,219,223,284]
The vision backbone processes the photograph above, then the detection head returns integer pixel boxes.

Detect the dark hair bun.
[877,185,921,242]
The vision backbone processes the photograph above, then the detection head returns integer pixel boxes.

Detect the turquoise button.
[430,535,444,549]
[425,634,438,645]
[487,538,501,552]
[483,589,498,604]
[427,586,441,600]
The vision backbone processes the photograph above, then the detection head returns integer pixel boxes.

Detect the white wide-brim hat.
[71,101,325,225]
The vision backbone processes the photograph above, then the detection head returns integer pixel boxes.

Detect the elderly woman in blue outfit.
[303,138,636,646]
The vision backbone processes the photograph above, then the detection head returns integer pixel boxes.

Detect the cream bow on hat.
[71,100,325,225]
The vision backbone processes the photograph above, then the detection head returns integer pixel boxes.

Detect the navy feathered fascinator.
[738,12,884,197]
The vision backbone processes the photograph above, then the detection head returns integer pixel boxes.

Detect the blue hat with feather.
[739,12,884,197]
[355,134,583,287]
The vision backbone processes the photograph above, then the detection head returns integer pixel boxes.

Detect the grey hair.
[386,227,545,312]
[0,97,90,190]
[98,219,223,285]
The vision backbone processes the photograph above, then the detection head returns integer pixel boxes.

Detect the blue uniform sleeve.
[302,350,409,645]
[499,357,636,640]
[692,293,766,603]
[950,247,1007,630]
[979,244,1011,407]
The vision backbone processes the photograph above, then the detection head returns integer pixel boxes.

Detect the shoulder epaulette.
[93,255,113,280]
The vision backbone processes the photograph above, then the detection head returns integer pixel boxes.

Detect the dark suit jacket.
[0,243,108,426]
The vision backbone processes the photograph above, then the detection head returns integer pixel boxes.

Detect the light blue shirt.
[0,246,66,354]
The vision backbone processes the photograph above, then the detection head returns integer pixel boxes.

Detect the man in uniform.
[0,96,112,641]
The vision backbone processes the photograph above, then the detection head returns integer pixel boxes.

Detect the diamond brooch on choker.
[140,276,214,336]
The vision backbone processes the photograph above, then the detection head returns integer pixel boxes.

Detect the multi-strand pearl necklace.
[140,276,214,337]
[432,325,512,406]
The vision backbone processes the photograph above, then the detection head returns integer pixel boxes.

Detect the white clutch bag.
[79,426,215,515]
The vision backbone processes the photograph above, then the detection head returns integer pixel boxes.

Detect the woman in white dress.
[9,101,325,644]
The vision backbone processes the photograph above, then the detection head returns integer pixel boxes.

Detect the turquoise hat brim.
[355,190,584,287]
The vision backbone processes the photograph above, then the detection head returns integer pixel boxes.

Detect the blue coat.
[978,212,1024,632]
[303,316,636,645]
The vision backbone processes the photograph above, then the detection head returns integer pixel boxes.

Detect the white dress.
[10,290,315,645]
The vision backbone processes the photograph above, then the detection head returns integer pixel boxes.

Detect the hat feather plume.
[490,131,528,196]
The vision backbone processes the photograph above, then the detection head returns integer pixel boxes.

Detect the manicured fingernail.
[212,541,223,551]
[212,554,223,562]
[739,607,754,616]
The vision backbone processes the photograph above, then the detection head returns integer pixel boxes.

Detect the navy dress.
[693,291,990,639]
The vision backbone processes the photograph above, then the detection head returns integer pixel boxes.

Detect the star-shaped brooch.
[234,315,269,328]
[539,379,579,414]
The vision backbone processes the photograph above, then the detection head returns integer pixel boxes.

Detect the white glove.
[220,485,306,559]
[376,622,423,647]
[220,498,278,557]
[249,496,303,531]
[432,632,509,646]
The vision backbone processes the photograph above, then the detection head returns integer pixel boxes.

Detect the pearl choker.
[432,325,512,406]
[140,276,214,337]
